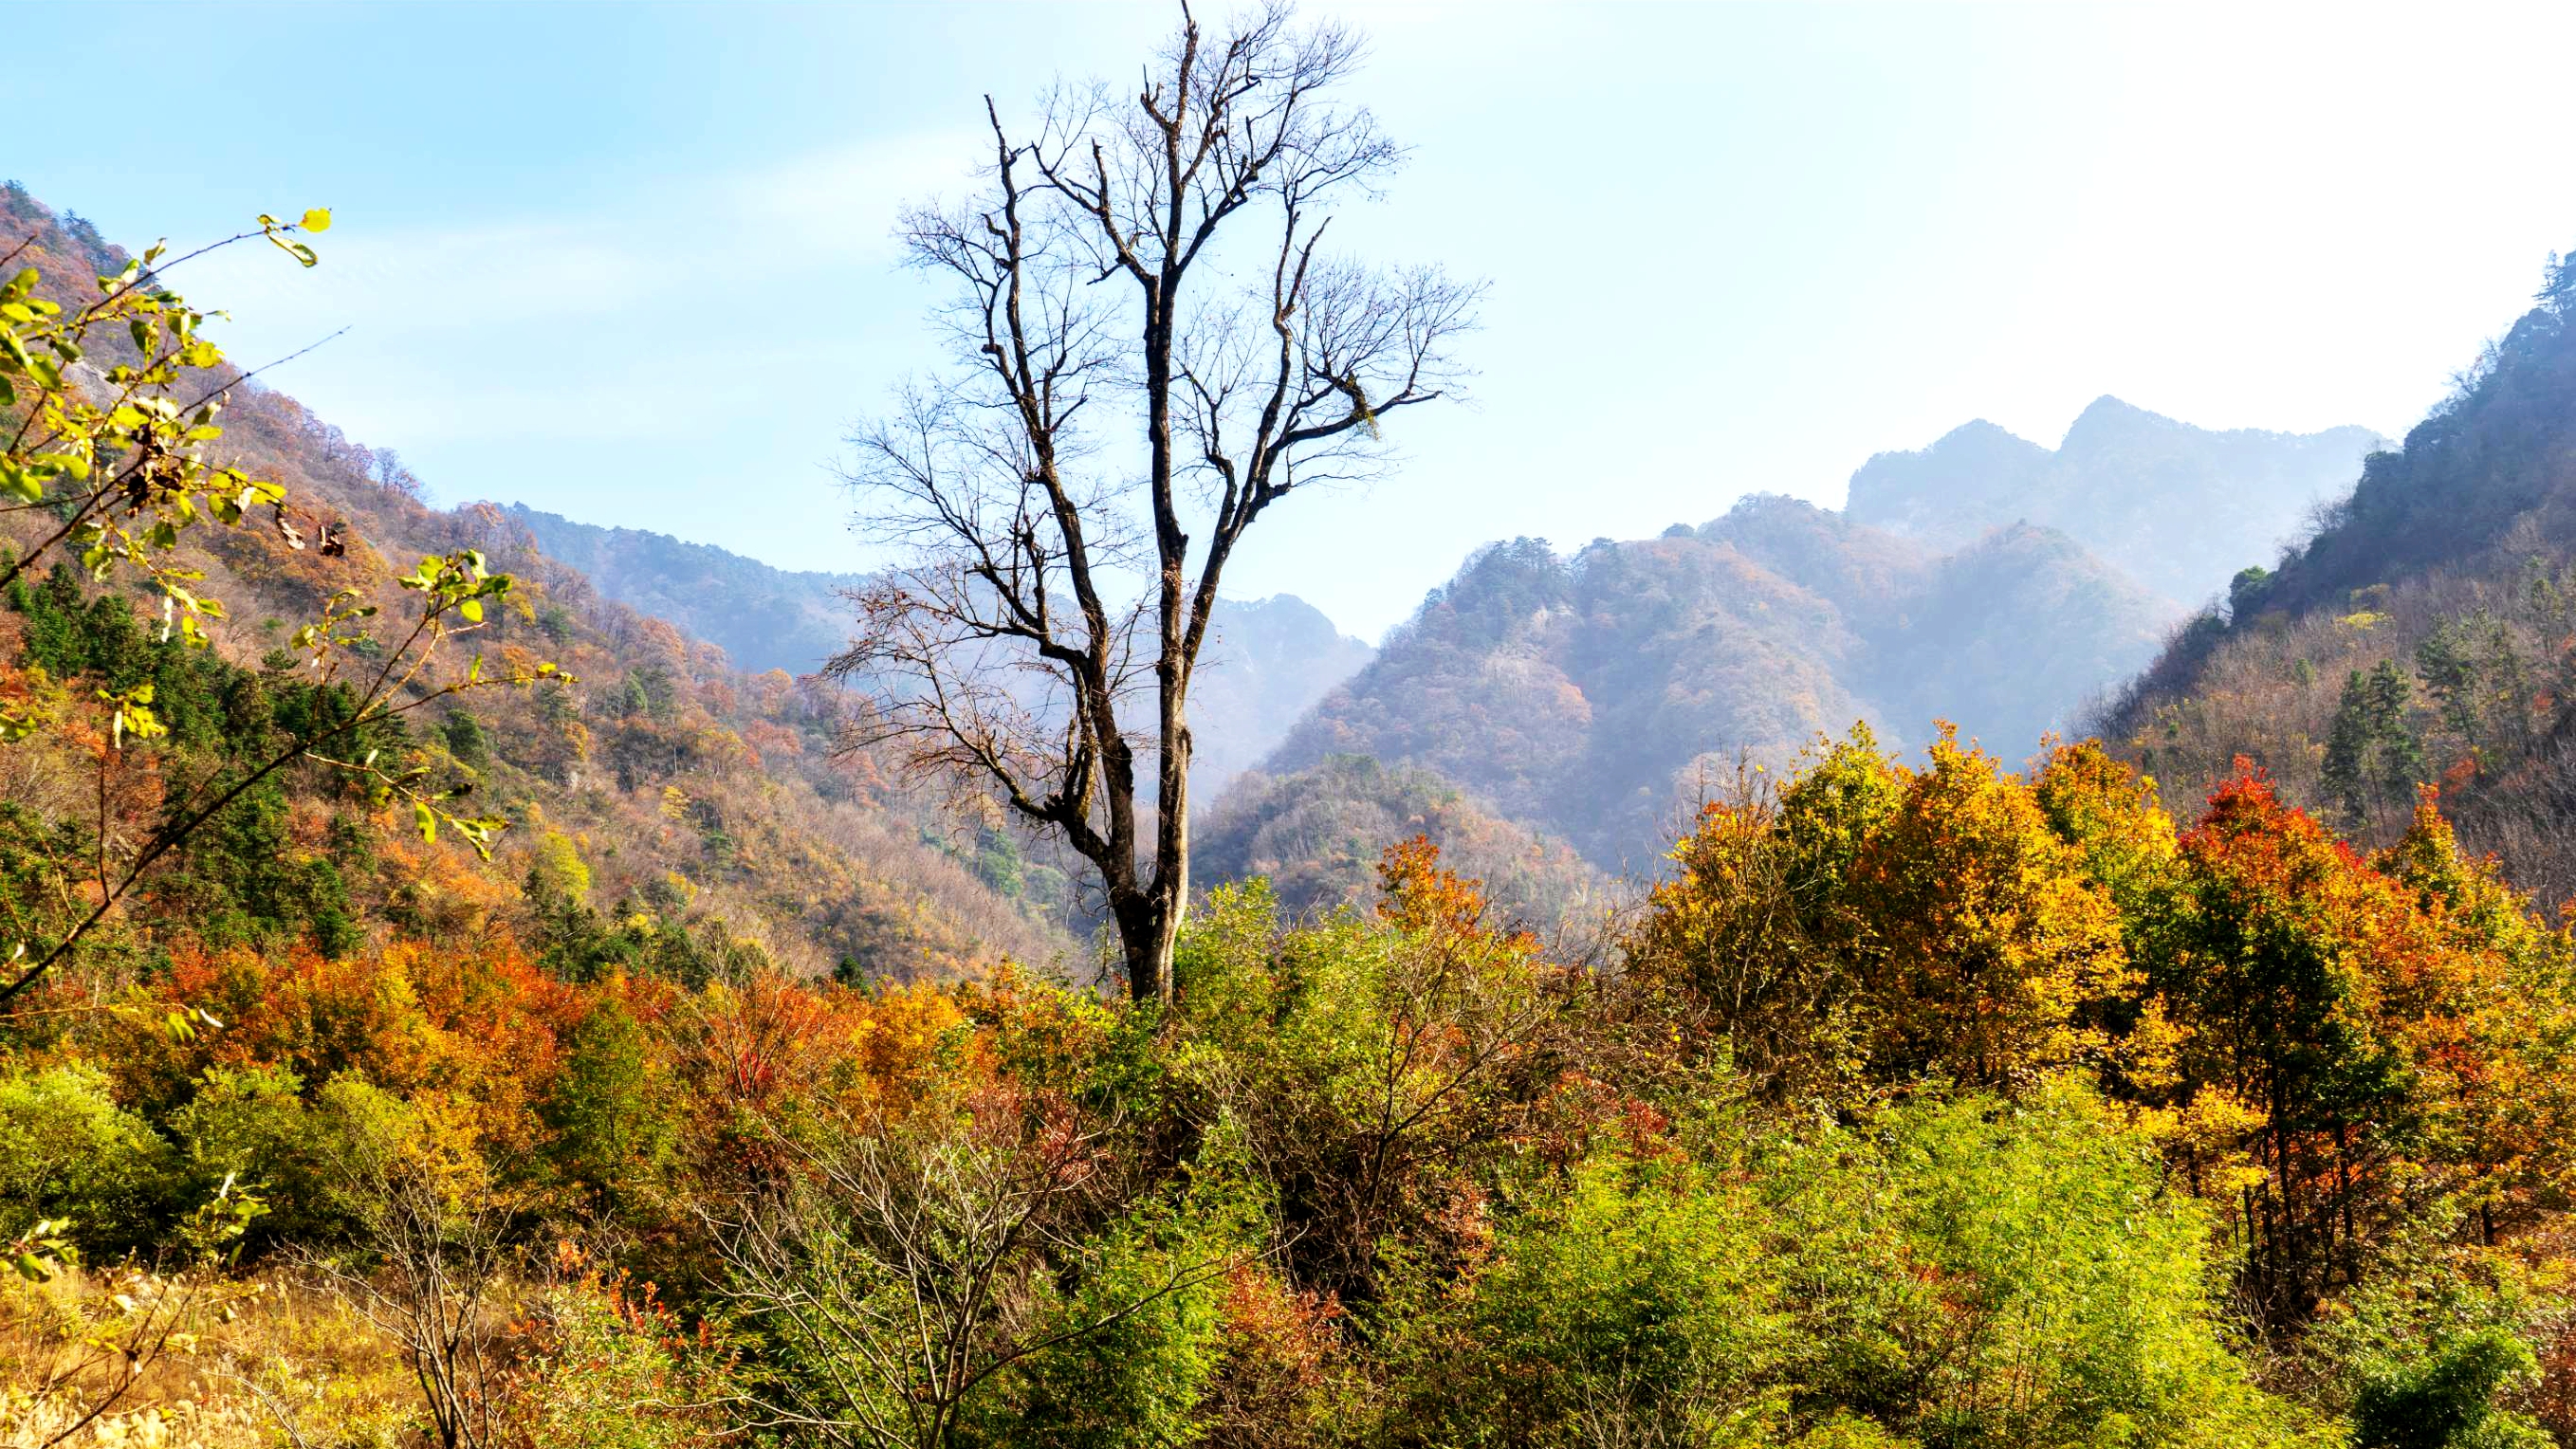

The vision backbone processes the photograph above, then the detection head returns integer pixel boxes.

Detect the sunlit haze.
[13,2,2573,640]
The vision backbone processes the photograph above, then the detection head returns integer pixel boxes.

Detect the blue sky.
[12,3,2576,640]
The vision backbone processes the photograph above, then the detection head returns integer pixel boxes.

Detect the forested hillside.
[1847,395,2384,607]
[1265,496,2172,868]
[0,184,1076,988]
[503,504,869,678]
[509,504,1370,796]
[1195,753,1603,928]
[2102,249,2576,908]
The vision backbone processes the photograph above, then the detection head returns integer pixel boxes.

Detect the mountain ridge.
[1244,398,2378,875]
[1260,499,2173,871]
[1847,395,2386,606]
[2097,248,2576,908]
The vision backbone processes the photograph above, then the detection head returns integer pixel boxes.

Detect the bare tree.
[832,1,1479,1002]
[305,1090,517,1449]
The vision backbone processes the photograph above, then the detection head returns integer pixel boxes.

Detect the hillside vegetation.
[1195,753,1604,928]
[14,704,2576,1446]
[2103,248,2576,908]
[1266,498,2173,869]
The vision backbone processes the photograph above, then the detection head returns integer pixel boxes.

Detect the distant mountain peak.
[1847,398,2384,607]
[2071,393,2156,423]
[2059,394,2190,453]
[1709,491,1840,530]
[1934,416,2039,448]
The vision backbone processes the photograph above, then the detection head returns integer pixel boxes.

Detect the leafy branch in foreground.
[6,1173,269,1449]
[0,548,559,1006]
[0,215,565,1006]
[0,208,333,682]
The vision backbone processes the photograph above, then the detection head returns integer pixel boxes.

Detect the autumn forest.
[9,6,2576,1448]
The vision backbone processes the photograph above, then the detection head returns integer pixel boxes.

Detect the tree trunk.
[1122,886,1185,1007]
[1113,890,1166,1005]
[1145,713,1191,1007]
[1137,258,1186,1008]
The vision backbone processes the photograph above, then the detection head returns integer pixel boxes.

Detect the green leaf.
[415,801,437,843]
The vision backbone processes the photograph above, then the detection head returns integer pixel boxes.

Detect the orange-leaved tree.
[2158,762,2527,1327]
[1841,725,2134,1090]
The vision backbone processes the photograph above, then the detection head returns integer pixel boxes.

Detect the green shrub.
[169,1063,329,1249]
[1846,1080,2319,1448]
[0,1064,173,1254]
[2351,1326,2548,1448]
[988,1187,1245,1449]
[1386,1153,1796,1448]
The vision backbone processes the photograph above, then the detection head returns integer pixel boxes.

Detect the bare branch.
[838,1,1477,1000]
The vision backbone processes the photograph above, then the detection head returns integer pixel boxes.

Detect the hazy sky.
[13,3,2576,640]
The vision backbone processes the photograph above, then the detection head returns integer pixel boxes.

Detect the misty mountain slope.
[1699,489,1933,614]
[1847,396,2385,606]
[503,504,1369,795]
[1694,495,2172,743]
[505,502,865,679]
[1865,522,2173,751]
[1195,754,1604,928]
[1261,500,2173,870]
[1187,594,1377,791]
[505,504,866,677]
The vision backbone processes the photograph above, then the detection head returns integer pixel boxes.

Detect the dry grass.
[0,1267,423,1449]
